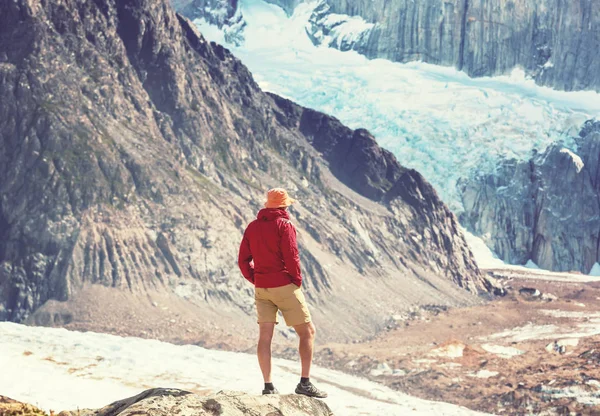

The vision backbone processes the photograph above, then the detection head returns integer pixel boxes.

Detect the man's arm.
[238,231,255,285]
[280,220,302,287]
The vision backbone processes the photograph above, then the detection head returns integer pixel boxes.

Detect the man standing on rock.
[238,188,327,398]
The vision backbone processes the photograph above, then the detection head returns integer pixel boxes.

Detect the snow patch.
[429,343,465,358]
[525,259,541,269]
[430,342,465,359]
[559,148,585,173]
[469,370,499,379]
[462,229,506,269]
[590,262,600,276]
[481,344,525,359]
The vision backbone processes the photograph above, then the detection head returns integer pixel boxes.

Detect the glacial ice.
[192,0,600,213]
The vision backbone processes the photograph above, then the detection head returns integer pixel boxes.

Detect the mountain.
[0,0,487,343]
[460,120,600,274]
[185,0,600,92]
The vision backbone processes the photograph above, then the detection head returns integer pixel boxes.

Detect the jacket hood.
[257,208,290,221]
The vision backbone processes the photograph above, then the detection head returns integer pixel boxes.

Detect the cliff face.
[0,0,486,341]
[460,120,600,273]
[279,0,600,92]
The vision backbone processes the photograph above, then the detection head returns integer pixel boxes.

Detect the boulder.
[59,388,334,416]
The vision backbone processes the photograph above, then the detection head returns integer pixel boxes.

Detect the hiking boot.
[262,387,279,395]
[295,381,328,398]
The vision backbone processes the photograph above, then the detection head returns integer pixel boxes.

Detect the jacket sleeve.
[280,220,302,287]
[238,230,255,285]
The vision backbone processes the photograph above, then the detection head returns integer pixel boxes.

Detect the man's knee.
[295,322,316,340]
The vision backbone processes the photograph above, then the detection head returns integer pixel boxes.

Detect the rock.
[557,338,580,348]
[545,341,568,354]
[460,120,600,274]
[483,275,507,297]
[0,0,488,341]
[0,396,47,416]
[369,361,393,376]
[519,288,542,299]
[59,388,335,416]
[541,293,558,302]
[255,0,600,92]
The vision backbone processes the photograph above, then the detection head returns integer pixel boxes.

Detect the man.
[238,188,327,398]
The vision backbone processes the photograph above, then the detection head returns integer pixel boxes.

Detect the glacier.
[192,0,600,212]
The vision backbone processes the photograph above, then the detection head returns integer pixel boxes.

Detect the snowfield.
[0,323,491,415]
[193,0,600,212]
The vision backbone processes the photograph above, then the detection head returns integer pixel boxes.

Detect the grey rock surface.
[259,0,600,92]
[460,120,600,273]
[0,0,486,341]
[60,388,334,416]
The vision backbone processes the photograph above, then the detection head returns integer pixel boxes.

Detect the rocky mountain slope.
[185,0,600,92]
[460,120,600,274]
[0,0,487,342]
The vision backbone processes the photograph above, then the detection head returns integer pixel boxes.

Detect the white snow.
[312,12,374,50]
[468,370,499,379]
[486,314,600,342]
[590,262,600,276]
[480,344,525,359]
[193,0,600,212]
[429,343,465,359]
[0,323,491,415]
[462,230,600,282]
[559,148,585,173]
[540,384,600,406]
[462,229,506,269]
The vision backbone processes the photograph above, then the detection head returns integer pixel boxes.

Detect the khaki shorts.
[255,283,312,327]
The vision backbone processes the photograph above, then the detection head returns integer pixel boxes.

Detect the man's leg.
[293,322,316,378]
[293,321,327,398]
[258,322,276,383]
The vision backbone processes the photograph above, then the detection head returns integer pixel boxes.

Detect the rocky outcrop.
[266,0,600,92]
[460,120,600,273]
[60,388,334,416]
[0,396,47,416]
[5,389,333,416]
[0,0,486,342]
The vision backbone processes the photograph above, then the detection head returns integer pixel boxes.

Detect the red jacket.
[238,208,302,288]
